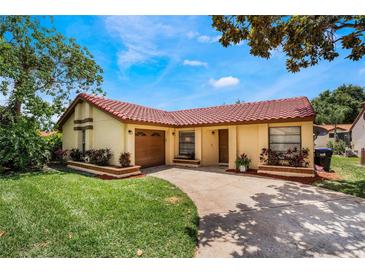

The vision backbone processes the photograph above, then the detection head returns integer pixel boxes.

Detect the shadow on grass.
[0,163,95,181]
[316,179,365,198]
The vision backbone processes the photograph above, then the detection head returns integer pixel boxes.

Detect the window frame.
[178,130,195,157]
[268,126,302,153]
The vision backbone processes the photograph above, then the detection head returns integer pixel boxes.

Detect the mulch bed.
[95,174,145,180]
[226,168,341,185]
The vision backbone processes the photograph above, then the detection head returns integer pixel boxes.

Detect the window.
[82,130,86,153]
[329,133,334,138]
[269,127,301,153]
[179,131,195,157]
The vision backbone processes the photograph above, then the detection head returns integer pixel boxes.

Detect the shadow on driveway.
[199,182,365,257]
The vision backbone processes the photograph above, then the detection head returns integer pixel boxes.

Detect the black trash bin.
[314,148,333,172]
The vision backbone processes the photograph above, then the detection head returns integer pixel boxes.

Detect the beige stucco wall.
[62,101,124,166]
[352,111,365,155]
[62,100,314,169]
[92,108,124,165]
[62,111,77,150]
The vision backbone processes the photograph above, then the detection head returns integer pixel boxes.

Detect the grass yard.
[315,155,365,197]
[0,170,198,257]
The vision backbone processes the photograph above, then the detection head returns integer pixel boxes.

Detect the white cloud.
[105,16,179,70]
[209,76,240,88]
[186,31,199,39]
[197,35,220,43]
[183,59,208,68]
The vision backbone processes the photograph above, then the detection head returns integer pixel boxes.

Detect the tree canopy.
[212,16,365,72]
[0,16,104,128]
[311,84,365,124]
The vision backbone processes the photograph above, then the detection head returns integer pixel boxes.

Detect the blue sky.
[53,16,365,110]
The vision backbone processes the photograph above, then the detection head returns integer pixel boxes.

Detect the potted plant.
[235,153,251,172]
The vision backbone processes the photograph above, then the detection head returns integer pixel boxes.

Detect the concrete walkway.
[144,166,365,258]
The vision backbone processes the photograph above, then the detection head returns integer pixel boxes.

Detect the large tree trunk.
[13,99,21,117]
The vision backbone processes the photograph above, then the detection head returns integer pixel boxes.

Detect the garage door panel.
[135,129,165,168]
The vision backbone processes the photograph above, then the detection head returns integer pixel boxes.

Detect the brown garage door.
[135,129,165,168]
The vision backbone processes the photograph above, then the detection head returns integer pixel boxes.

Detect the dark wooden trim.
[68,161,141,175]
[258,165,314,174]
[74,118,93,124]
[173,158,200,165]
[74,125,93,130]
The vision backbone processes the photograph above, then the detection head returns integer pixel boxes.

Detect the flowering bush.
[69,148,84,162]
[119,152,131,167]
[260,147,310,167]
[85,148,112,166]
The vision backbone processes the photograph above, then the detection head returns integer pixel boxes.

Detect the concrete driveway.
[144,166,365,258]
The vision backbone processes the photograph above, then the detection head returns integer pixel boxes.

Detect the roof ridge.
[80,93,308,114]
[169,96,309,113]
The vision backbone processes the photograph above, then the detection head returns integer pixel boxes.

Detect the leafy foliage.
[311,85,365,124]
[85,148,112,166]
[235,153,251,168]
[43,132,62,160]
[260,147,310,167]
[0,117,49,171]
[0,16,104,128]
[69,148,83,162]
[212,16,365,72]
[327,140,347,155]
[119,152,131,167]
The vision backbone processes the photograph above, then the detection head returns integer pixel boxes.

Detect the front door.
[219,129,229,164]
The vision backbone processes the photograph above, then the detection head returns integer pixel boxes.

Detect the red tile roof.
[58,93,315,127]
[315,124,352,132]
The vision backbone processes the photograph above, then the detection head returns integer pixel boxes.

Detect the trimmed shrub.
[69,148,84,161]
[53,149,68,164]
[85,148,112,166]
[44,132,63,161]
[119,152,131,167]
[327,140,346,155]
[0,117,49,171]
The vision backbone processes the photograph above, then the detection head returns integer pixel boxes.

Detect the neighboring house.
[57,94,315,170]
[314,124,352,148]
[350,102,365,156]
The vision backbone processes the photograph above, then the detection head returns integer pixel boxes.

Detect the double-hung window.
[179,131,195,157]
[269,127,301,153]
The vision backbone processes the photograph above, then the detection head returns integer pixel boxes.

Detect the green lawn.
[0,170,198,257]
[315,155,365,197]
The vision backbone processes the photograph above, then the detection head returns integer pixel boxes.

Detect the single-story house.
[57,93,315,170]
[314,124,352,148]
[350,102,365,156]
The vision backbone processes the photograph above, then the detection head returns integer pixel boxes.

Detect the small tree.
[0,16,104,128]
[0,16,104,171]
